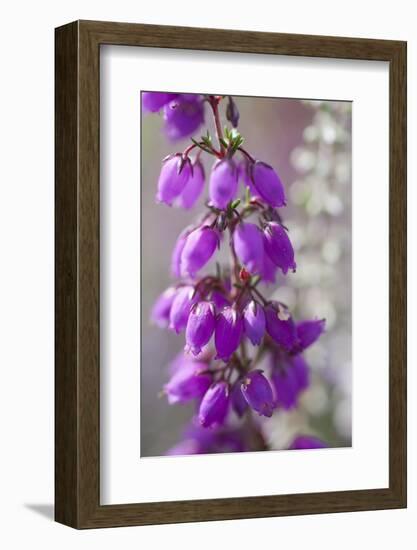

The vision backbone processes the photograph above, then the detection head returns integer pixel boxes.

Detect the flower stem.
[208,95,226,156]
[238,146,256,163]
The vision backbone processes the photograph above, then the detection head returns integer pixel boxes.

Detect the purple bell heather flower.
[264,222,296,275]
[170,226,193,278]
[180,225,220,278]
[265,302,298,350]
[209,159,239,210]
[241,370,275,418]
[291,354,310,392]
[198,381,230,428]
[185,301,216,356]
[260,240,278,284]
[231,383,248,417]
[239,159,260,198]
[163,95,204,141]
[166,439,202,456]
[164,361,211,404]
[296,319,326,352]
[156,154,193,206]
[177,159,205,209]
[233,222,264,275]
[271,365,299,410]
[168,352,194,375]
[169,285,199,333]
[211,290,230,310]
[250,161,286,207]
[168,422,247,455]
[243,300,266,346]
[142,92,178,113]
[214,306,243,361]
[150,287,177,328]
[289,435,327,450]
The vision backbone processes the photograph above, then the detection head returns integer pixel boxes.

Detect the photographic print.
[141,92,352,457]
[55,21,405,527]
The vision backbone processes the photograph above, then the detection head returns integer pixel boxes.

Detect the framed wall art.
[55,20,407,528]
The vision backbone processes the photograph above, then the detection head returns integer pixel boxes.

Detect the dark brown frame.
[55,20,407,529]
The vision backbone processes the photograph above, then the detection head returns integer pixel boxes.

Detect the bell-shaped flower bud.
[150,287,177,328]
[163,95,205,141]
[260,241,278,284]
[296,319,326,352]
[292,354,310,391]
[226,96,240,128]
[241,370,275,418]
[211,290,230,311]
[250,161,286,207]
[180,225,220,278]
[164,361,211,404]
[142,92,178,113]
[243,300,265,346]
[209,159,238,210]
[289,435,327,450]
[233,222,264,275]
[239,159,260,198]
[231,383,248,417]
[169,285,199,333]
[156,154,193,206]
[271,365,299,410]
[178,159,205,209]
[264,302,298,350]
[170,226,193,278]
[198,381,230,428]
[264,222,296,274]
[185,301,216,356]
[214,306,243,361]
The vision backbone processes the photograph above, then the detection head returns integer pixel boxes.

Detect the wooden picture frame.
[55,20,407,529]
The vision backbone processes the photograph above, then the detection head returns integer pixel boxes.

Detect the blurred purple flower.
[215,306,243,361]
[177,159,205,209]
[264,222,296,275]
[243,300,265,346]
[163,95,205,141]
[171,226,193,278]
[211,290,230,310]
[185,301,216,355]
[241,370,275,418]
[271,365,299,410]
[209,159,239,209]
[142,92,178,113]
[233,222,264,275]
[164,361,212,404]
[265,303,298,351]
[250,161,286,207]
[198,381,230,428]
[291,354,310,392]
[289,435,327,450]
[231,383,248,417]
[180,225,220,278]
[156,154,193,206]
[295,319,326,352]
[150,287,177,328]
[169,285,199,333]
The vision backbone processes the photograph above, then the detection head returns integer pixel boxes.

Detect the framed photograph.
[55,20,406,528]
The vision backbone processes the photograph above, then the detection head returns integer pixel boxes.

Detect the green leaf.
[230,198,241,210]
[250,274,261,287]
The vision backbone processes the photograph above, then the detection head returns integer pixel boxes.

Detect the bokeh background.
[141,95,352,457]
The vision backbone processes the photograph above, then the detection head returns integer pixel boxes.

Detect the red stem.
[208,95,226,156]
[238,146,256,163]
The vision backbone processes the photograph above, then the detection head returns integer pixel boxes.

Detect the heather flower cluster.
[145,92,327,454]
